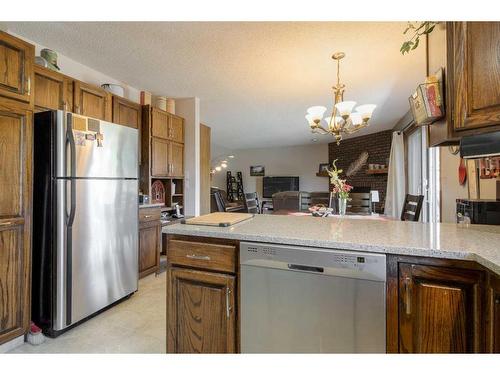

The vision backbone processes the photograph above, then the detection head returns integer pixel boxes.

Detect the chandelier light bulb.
[350,112,363,126]
[335,101,357,118]
[355,104,377,121]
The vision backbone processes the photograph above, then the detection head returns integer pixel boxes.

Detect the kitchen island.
[163,214,500,354]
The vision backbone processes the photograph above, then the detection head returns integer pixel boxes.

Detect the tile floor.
[10,272,166,354]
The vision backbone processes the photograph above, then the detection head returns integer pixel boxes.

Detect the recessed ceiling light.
[228,155,235,159]
[311,138,318,143]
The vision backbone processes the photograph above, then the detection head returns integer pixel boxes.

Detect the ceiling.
[6,22,426,150]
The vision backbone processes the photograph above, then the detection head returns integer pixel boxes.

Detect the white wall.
[176,98,201,216]
[212,143,329,197]
[440,147,468,223]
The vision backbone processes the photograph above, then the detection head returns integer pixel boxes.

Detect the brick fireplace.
[328,130,392,213]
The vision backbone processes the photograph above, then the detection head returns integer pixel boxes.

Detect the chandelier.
[305,52,376,145]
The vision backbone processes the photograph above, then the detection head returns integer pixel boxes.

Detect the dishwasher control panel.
[240,242,386,282]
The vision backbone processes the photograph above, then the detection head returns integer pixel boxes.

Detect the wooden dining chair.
[401,194,424,221]
[346,192,372,214]
[244,192,260,214]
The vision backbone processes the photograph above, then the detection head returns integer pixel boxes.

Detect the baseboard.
[0,335,25,353]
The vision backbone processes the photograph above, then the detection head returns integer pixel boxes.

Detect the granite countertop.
[139,203,165,209]
[163,214,500,275]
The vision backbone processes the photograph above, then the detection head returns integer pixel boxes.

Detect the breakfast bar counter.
[163,214,500,275]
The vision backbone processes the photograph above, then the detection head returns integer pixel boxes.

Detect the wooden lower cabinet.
[167,267,236,353]
[387,255,488,353]
[398,263,483,353]
[139,222,161,278]
[486,273,500,353]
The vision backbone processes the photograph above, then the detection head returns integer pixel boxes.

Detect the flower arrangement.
[327,159,353,199]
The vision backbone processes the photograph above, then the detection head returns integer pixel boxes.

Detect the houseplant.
[327,159,353,215]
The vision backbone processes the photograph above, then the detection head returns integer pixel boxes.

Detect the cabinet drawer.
[168,239,236,273]
[139,207,161,223]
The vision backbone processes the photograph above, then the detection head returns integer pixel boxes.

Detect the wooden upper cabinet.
[167,267,236,353]
[0,100,32,345]
[151,107,184,143]
[151,107,169,139]
[34,65,68,112]
[73,80,111,121]
[170,115,184,143]
[0,31,34,106]
[170,141,184,177]
[0,102,32,220]
[112,96,141,129]
[151,138,169,176]
[398,263,484,353]
[452,22,500,132]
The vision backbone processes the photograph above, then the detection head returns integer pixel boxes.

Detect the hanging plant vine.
[400,21,438,55]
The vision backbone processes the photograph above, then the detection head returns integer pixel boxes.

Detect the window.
[405,126,440,223]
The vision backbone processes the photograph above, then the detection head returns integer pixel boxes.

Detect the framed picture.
[319,163,330,173]
[250,165,265,176]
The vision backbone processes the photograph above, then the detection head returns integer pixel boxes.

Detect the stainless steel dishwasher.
[240,242,386,353]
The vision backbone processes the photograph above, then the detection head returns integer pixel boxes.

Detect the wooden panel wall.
[200,124,211,215]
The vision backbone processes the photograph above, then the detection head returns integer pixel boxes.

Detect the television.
[262,176,299,198]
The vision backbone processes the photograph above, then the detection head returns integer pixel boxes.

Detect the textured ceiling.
[6,22,426,149]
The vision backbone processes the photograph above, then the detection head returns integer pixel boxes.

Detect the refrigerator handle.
[64,112,76,326]
[66,113,77,227]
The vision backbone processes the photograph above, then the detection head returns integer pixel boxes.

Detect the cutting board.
[182,212,254,227]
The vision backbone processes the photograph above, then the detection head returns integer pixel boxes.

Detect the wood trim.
[386,255,399,353]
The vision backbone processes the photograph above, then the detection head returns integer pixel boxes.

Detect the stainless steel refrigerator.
[32,110,139,336]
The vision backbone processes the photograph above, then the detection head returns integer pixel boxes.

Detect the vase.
[338,197,347,216]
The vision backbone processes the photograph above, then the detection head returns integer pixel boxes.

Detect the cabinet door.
[0,101,32,345]
[34,65,67,112]
[74,81,111,121]
[167,267,236,353]
[169,114,184,143]
[112,96,141,129]
[151,138,169,176]
[169,141,184,177]
[398,263,484,353]
[486,274,500,353]
[453,22,500,131]
[0,31,34,105]
[138,222,160,278]
[151,108,169,139]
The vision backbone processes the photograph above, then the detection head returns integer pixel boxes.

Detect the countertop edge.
[162,225,500,276]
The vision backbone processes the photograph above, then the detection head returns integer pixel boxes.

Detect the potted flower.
[327,159,353,215]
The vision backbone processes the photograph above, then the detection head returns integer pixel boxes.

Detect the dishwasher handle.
[288,264,324,273]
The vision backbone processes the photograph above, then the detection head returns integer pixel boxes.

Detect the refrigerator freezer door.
[56,112,138,178]
[66,178,138,325]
